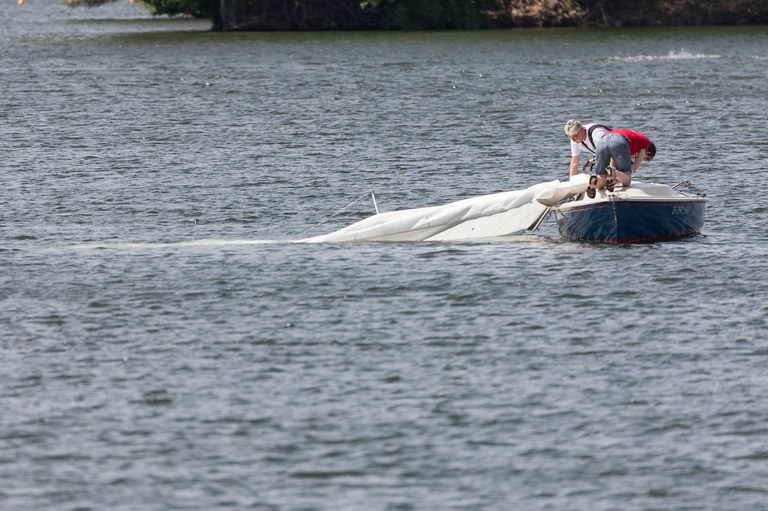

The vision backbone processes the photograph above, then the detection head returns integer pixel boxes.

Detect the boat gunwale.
[556,195,706,213]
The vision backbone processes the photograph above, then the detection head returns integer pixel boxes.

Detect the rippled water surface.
[2,1,768,510]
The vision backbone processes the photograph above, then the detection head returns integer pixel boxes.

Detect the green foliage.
[416,0,446,28]
[63,0,213,18]
[63,0,768,30]
[382,3,415,29]
[379,0,483,29]
[144,0,212,17]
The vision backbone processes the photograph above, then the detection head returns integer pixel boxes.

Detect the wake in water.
[609,49,721,62]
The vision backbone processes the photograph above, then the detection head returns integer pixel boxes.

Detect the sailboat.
[298,174,706,244]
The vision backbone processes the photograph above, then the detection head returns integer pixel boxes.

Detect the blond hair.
[564,119,583,137]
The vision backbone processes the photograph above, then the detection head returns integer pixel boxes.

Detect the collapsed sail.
[298,176,588,243]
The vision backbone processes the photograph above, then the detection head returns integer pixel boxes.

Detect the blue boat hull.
[555,199,706,243]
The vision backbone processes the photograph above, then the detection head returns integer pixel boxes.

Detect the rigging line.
[293,190,376,239]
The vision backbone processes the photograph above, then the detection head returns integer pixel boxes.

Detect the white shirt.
[570,123,611,157]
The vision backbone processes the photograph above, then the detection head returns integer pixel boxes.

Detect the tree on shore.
[62,0,768,31]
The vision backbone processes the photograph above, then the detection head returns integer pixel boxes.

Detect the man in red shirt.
[587,129,656,198]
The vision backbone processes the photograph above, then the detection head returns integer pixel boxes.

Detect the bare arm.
[631,149,647,172]
[569,155,580,177]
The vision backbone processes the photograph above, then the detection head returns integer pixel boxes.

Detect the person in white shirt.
[564,119,612,177]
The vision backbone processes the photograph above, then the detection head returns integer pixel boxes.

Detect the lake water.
[2,1,768,509]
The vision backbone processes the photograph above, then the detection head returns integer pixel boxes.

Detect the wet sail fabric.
[298,176,588,243]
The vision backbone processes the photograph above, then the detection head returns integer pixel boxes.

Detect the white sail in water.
[298,176,589,243]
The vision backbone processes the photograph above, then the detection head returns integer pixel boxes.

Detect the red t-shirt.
[607,129,651,156]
